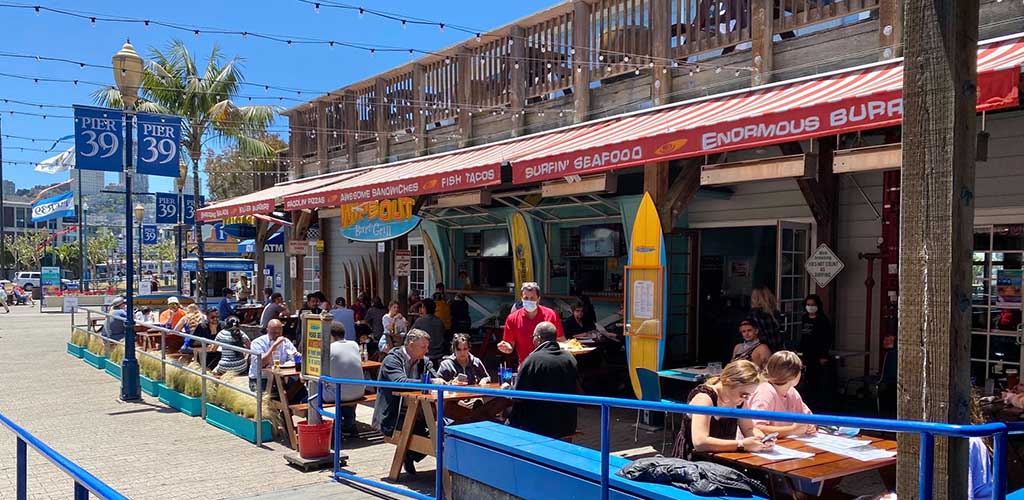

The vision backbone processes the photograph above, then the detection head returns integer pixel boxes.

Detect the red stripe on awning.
[197,172,358,221]
[511,35,1024,184]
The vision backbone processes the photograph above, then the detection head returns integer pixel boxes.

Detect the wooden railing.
[289,0,889,165]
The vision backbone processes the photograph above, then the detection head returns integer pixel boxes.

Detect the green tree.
[6,230,50,271]
[94,40,276,304]
[49,242,81,276]
[86,228,119,278]
[205,132,288,200]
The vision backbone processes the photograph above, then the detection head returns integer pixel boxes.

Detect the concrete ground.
[0,305,885,499]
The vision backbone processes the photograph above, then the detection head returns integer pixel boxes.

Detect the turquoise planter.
[82,350,107,369]
[104,359,123,380]
[140,376,162,397]
[158,385,202,417]
[66,343,84,358]
[204,403,273,444]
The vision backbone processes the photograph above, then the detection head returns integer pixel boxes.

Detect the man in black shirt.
[509,321,578,438]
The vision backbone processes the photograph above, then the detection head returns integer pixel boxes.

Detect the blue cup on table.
[500,367,514,385]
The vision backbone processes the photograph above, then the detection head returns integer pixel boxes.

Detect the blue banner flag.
[73,106,124,172]
[31,192,75,223]
[142,225,159,245]
[182,194,205,226]
[155,193,179,224]
[136,113,182,177]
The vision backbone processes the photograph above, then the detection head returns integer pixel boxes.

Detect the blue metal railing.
[315,375,1024,500]
[0,410,127,500]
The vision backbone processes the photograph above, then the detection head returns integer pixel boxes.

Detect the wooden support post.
[878,0,903,60]
[796,138,838,317]
[375,78,389,163]
[644,162,670,230]
[650,0,672,106]
[509,26,527,137]
[896,0,978,494]
[315,101,329,175]
[290,211,314,310]
[572,0,591,123]
[343,90,358,168]
[750,0,774,85]
[457,48,474,148]
[320,219,332,298]
[255,219,268,297]
[658,161,704,232]
[412,64,427,156]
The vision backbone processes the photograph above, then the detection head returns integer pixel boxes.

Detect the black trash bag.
[616,457,769,498]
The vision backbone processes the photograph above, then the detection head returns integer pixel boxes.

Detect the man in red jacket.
[498,282,565,366]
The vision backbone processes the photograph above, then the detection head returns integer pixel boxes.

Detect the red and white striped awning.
[511,32,1024,183]
[272,33,1024,211]
[197,172,358,221]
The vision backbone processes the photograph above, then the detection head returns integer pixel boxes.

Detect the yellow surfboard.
[510,212,534,294]
[626,193,667,399]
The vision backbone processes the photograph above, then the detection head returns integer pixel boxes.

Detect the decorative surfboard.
[625,192,667,399]
[361,256,372,299]
[369,255,379,300]
[509,212,535,295]
[343,261,354,305]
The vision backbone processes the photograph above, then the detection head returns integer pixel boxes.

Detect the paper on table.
[805,442,897,461]
[750,445,816,461]
[792,433,872,449]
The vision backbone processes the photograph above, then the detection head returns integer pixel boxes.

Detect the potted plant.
[105,344,125,380]
[158,364,204,416]
[204,375,273,444]
[67,330,88,358]
[82,336,107,369]
[139,355,163,397]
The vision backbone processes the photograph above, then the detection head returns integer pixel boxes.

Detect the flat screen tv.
[580,224,620,257]
[481,229,511,258]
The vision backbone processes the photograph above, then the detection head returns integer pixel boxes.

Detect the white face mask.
[522,300,539,313]
[806,305,818,314]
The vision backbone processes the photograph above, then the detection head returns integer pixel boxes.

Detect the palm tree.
[95,40,277,305]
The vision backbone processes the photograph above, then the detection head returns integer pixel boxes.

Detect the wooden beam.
[509,25,527,137]
[344,90,358,168]
[896,0,978,492]
[796,138,838,317]
[542,174,616,198]
[412,64,427,156]
[878,0,903,60]
[375,78,389,163]
[700,154,815,186]
[320,218,332,299]
[750,0,774,85]
[457,48,474,148]
[659,164,702,232]
[315,101,328,175]
[649,0,672,106]
[254,219,268,298]
[833,143,902,173]
[571,0,591,123]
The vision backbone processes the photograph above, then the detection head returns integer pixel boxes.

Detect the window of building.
[410,243,426,298]
[971,225,1024,385]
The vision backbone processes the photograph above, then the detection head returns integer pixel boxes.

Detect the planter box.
[158,385,202,417]
[66,343,84,358]
[82,350,107,369]
[204,403,273,444]
[140,376,162,397]
[104,359,123,380]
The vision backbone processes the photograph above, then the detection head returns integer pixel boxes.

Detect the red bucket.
[296,418,333,459]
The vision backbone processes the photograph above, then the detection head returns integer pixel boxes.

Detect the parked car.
[13,272,40,292]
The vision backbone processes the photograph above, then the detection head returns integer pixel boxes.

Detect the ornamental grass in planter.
[82,336,107,369]
[159,364,203,416]
[67,330,88,358]
[204,375,275,443]
[139,355,163,397]
[104,344,125,380]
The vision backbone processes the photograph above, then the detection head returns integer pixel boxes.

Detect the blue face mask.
[522,300,538,313]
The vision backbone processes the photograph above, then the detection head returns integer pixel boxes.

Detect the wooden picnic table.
[235,303,264,325]
[387,382,508,481]
[703,435,897,498]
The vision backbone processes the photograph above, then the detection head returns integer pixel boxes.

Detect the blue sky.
[0,0,557,192]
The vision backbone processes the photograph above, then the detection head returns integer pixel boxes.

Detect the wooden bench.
[445,421,766,500]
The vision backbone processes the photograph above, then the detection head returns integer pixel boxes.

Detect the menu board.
[303,317,324,378]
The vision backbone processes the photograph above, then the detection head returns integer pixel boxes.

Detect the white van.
[13,272,40,291]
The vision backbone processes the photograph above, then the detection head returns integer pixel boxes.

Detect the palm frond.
[91,86,124,109]
[233,135,278,160]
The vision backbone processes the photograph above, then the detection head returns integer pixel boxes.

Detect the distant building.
[117,172,149,193]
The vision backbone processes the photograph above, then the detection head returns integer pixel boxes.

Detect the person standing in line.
[498,282,565,366]
[799,293,834,408]
[748,286,784,351]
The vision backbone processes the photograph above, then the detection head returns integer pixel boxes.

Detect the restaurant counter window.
[465,230,514,290]
[559,224,626,294]
[971,225,1024,386]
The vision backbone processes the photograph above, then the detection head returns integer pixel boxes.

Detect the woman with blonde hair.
[748,350,816,437]
[749,286,784,351]
[673,359,772,459]
[174,303,204,333]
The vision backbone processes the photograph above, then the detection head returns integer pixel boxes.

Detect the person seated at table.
[159,296,185,328]
[372,329,443,476]
[174,303,205,334]
[673,359,771,459]
[747,351,816,438]
[262,287,275,306]
[214,317,251,376]
[563,300,590,337]
[414,298,447,365]
[509,321,579,439]
[249,319,302,399]
[299,292,324,315]
[731,320,772,369]
[218,287,238,323]
[438,334,490,385]
[103,296,128,342]
[134,306,157,324]
[193,308,220,340]
[329,297,357,342]
[498,282,566,367]
[322,321,365,436]
[259,293,289,330]
[969,396,994,500]
[378,300,408,354]
[12,285,32,306]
